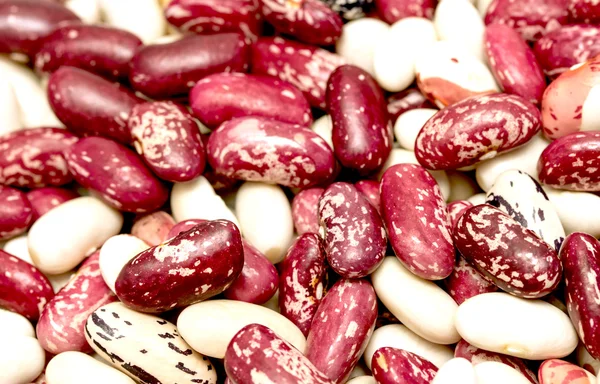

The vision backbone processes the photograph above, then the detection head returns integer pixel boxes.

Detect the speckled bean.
[447,200,474,228]
[0,186,32,240]
[445,256,498,305]
[372,347,438,384]
[538,359,596,384]
[375,0,436,23]
[568,0,600,23]
[354,180,380,212]
[45,351,135,384]
[131,211,176,247]
[292,187,325,235]
[26,187,78,222]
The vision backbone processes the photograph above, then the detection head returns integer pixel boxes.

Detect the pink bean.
[371,347,438,384]
[166,218,206,239]
[387,88,436,123]
[327,65,392,175]
[251,36,346,109]
[129,33,250,99]
[0,185,32,240]
[447,200,474,228]
[0,249,54,321]
[354,179,381,212]
[131,211,176,247]
[0,127,78,188]
[26,187,78,221]
[292,188,325,235]
[190,72,312,129]
[445,256,498,305]
[65,137,169,213]
[374,0,436,23]
[538,359,595,384]
[568,0,600,23]
[48,66,142,144]
[380,164,454,280]
[36,252,117,354]
[279,233,328,336]
[306,279,377,383]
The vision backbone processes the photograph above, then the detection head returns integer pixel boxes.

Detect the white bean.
[46,352,135,384]
[394,108,437,151]
[99,0,166,44]
[311,114,333,149]
[0,336,45,384]
[434,0,486,61]
[346,376,377,384]
[544,188,600,237]
[64,0,101,24]
[336,18,390,76]
[99,234,150,293]
[473,361,531,384]
[431,358,477,384]
[0,309,34,338]
[0,78,22,135]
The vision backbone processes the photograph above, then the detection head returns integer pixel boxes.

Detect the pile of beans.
[2,0,600,383]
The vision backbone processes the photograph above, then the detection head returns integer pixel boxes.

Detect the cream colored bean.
[0,77,22,135]
[46,352,135,384]
[434,0,485,61]
[99,234,149,293]
[577,343,600,376]
[467,192,486,205]
[64,0,101,23]
[99,0,166,44]
[394,108,438,151]
[0,336,45,384]
[346,376,377,384]
[336,18,389,76]
[544,188,600,237]
[473,361,531,384]
[312,114,333,149]
[0,309,34,338]
[432,358,477,384]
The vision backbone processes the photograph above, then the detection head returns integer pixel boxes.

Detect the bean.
[387,88,436,123]
[473,361,532,384]
[354,180,380,212]
[312,114,334,148]
[46,351,136,384]
[434,0,485,61]
[538,359,597,384]
[544,188,600,237]
[371,347,438,384]
[447,200,474,227]
[0,308,34,337]
[99,0,166,44]
[444,256,498,305]
[394,108,437,151]
[26,187,78,221]
[64,0,101,24]
[99,234,149,293]
[432,358,477,384]
[0,335,45,384]
[130,211,176,247]
[374,0,435,23]
[292,187,325,235]
[335,18,389,76]
[568,0,600,23]
[0,185,32,240]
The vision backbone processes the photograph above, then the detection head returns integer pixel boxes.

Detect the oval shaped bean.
[207,116,336,188]
[387,88,436,123]
[569,0,600,23]
[394,108,437,151]
[131,211,175,247]
[355,179,380,212]
[455,292,578,360]
[0,308,34,338]
[190,72,312,129]
[178,299,307,358]
[100,0,165,44]
[29,196,123,275]
[312,114,334,148]
[474,361,532,384]
[85,302,216,384]
[539,359,596,384]
[65,0,101,24]
[0,79,22,135]
[435,0,485,61]
[375,0,435,23]
[372,347,438,384]
[445,256,498,305]
[544,188,600,237]
[0,186,32,240]
[47,66,142,144]
[292,187,324,235]
[321,0,374,20]
[46,351,135,384]
[432,358,477,384]
[26,187,78,221]
[416,93,542,170]
[99,234,149,293]
[0,335,45,384]
[447,200,474,227]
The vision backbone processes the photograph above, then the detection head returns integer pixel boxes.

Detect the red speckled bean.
[116,220,244,313]
[166,218,206,239]
[251,36,346,109]
[131,211,176,247]
[35,24,142,81]
[165,0,262,41]
[371,347,438,384]
[190,72,312,129]
[26,187,78,221]
[327,65,392,175]
[538,132,600,191]
[0,0,80,57]
[318,182,386,278]
[484,0,569,42]
[128,101,206,182]
[568,0,600,23]
[292,188,325,235]
[0,249,54,321]
[207,116,336,188]
[65,137,169,213]
[447,200,474,228]
[0,186,32,240]
[36,252,117,354]
[279,233,328,336]
[560,233,600,360]
[306,279,377,383]
[454,204,562,298]
[534,24,600,79]
[200,133,240,193]
[47,66,142,144]
[129,33,250,99]
[260,0,343,46]
[374,0,436,23]
[415,93,542,170]
[538,359,595,384]
[380,164,454,280]
[445,256,498,305]
[225,323,334,384]
[387,88,436,124]
[0,127,78,188]
[355,179,381,212]
[484,23,546,105]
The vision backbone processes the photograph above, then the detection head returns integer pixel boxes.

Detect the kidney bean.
[66,137,169,213]
[336,18,389,77]
[47,66,142,144]
[445,256,498,305]
[251,36,346,109]
[86,302,216,384]
[455,292,578,359]
[36,252,117,354]
[0,185,32,240]
[321,0,374,20]
[46,351,136,384]
[371,347,438,384]
[539,359,597,384]
[447,200,474,228]
[484,0,569,42]
[99,0,166,44]
[99,234,149,293]
[26,187,78,221]
[355,179,380,212]
[434,0,486,61]
[327,65,392,175]
[387,88,436,123]
[416,93,542,170]
[374,0,435,23]
[178,299,307,358]
[569,0,600,23]
[0,335,45,384]
[207,116,336,188]
[130,211,175,247]
[0,0,80,57]
[474,362,533,384]
[292,188,325,235]
[432,358,477,384]
[129,33,250,99]
[35,24,142,81]
[224,323,331,384]
[534,25,600,79]
[318,182,386,278]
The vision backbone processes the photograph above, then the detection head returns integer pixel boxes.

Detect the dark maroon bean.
[306,279,377,383]
[355,179,380,212]
[0,186,32,240]
[561,232,600,360]
[225,323,334,384]
[47,66,142,144]
[292,188,325,235]
[327,65,392,175]
[445,256,498,305]
[0,249,54,321]
[568,0,600,23]
[415,93,541,170]
[454,204,562,298]
[380,164,454,280]
[128,101,206,182]
[207,116,336,188]
[260,0,343,46]
[0,127,78,188]
[318,182,386,278]
[116,220,244,313]
[200,133,240,193]
[165,0,262,41]
[447,200,474,228]
[538,131,600,192]
[131,211,176,247]
[251,36,346,109]
[65,137,169,213]
[374,0,435,23]
[279,233,328,336]
[190,72,312,129]
[0,0,80,57]
[387,88,436,123]
[371,347,438,384]
[166,218,206,239]
[129,33,250,99]
[26,187,78,221]
[35,24,142,80]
